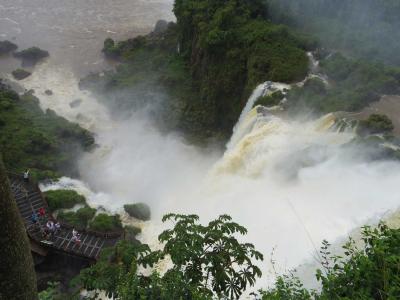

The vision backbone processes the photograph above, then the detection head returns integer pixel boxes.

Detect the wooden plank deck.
[9,174,122,261]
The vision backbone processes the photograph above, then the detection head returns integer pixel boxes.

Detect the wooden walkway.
[9,174,122,261]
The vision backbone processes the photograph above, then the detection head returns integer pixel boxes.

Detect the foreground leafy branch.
[261,223,400,299]
[75,214,263,299]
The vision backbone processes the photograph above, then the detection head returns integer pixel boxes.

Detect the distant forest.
[268,0,400,66]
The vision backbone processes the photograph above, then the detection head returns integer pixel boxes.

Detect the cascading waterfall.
[36,76,400,290]
[227,81,290,150]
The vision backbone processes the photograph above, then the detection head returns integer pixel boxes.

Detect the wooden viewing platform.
[8,173,122,261]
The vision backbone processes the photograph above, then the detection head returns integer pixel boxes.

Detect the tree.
[261,223,400,299]
[358,114,394,135]
[159,214,263,299]
[0,157,38,299]
[76,214,263,299]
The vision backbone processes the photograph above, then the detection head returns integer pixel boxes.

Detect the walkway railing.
[8,171,123,260]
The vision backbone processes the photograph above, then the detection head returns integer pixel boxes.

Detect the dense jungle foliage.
[84,0,311,141]
[43,216,400,299]
[0,81,94,179]
[286,53,400,114]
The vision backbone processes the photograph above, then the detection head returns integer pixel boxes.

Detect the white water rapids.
[2,0,400,292]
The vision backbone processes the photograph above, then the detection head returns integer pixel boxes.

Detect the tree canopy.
[75,214,263,299]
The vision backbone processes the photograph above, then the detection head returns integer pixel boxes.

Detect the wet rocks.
[0,40,18,55]
[153,20,169,35]
[11,69,31,80]
[14,47,49,65]
[69,99,82,108]
[124,203,151,221]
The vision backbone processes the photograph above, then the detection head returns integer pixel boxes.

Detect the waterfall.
[227,81,290,150]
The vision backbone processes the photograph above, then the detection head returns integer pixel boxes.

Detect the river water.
[0,0,174,74]
[2,0,400,293]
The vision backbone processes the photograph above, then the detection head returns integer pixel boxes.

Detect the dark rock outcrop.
[0,40,17,55]
[12,68,31,80]
[14,47,49,65]
[124,203,151,221]
[69,99,82,108]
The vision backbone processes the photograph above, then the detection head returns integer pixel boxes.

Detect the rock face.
[124,203,151,221]
[0,158,38,299]
[12,69,31,80]
[14,47,49,65]
[69,99,82,108]
[0,40,18,55]
[153,19,169,35]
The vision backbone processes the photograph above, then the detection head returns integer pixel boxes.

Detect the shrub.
[89,213,123,232]
[14,47,49,63]
[12,69,31,80]
[254,91,285,108]
[125,225,141,236]
[124,225,142,245]
[57,206,96,229]
[358,114,394,135]
[124,203,151,221]
[261,223,400,299]
[102,38,119,58]
[44,190,86,212]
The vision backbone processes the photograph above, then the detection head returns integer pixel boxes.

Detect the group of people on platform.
[24,169,82,246]
[30,207,60,240]
[30,208,81,245]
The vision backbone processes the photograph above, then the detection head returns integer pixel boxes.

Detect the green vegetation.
[83,0,311,141]
[38,282,62,300]
[358,114,394,135]
[124,225,142,246]
[0,81,94,179]
[74,214,263,299]
[14,46,49,64]
[44,189,86,212]
[58,206,96,229]
[88,213,123,232]
[0,40,17,55]
[261,223,400,299]
[286,53,400,114]
[268,0,400,66]
[254,91,285,108]
[124,203,151,221]
[11,68,31,80]
[72,214,400,299]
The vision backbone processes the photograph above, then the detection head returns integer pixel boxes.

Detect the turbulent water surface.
[2,0,400,292]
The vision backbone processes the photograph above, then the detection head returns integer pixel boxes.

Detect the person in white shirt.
[71,228,81,244]
[23,169,30,182]
[46,220,55,232]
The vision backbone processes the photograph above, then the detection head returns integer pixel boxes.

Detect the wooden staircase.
[9,174,121,261]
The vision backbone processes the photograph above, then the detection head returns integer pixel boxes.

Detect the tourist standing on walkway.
[46,220,55,232]
[38,207,46,218]
[23,169,30,182]
[71,228,81,245]
[54,222,61,234]
[30,212,39,226]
